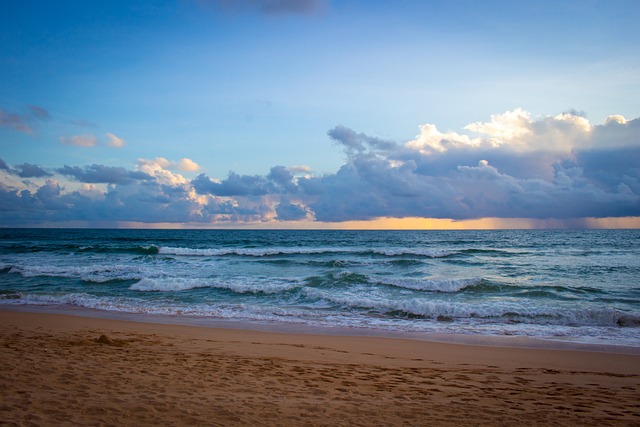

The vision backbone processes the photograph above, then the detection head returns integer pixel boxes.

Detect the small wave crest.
[302,288,638,327]
[130,278,211,292]
[7,264,145,282]
[158,246,456,258]
[372,277,482,292]
[129,277,302,294]
[78,245,159,255]
[158,246,345,257]
[372,248,456,258]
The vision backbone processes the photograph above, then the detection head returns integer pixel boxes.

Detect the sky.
[1,0,639,229]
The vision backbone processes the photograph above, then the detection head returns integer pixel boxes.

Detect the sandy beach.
[1,310,639,426]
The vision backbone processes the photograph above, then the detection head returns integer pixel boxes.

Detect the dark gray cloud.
[275,199,308,221]
[192,166,299,197]
[192,172,273,196]
[267,166,298,192]
[328,125,398,153]
[57,164,152,184]
[15,163,52,178]
[0,159,51,178]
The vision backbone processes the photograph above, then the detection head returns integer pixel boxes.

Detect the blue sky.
[1,0,639,228]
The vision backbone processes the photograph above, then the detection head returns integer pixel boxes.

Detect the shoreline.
[3,304,640,355]
[2,309,640,425]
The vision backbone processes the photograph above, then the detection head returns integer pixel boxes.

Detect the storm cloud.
[1,110,639,226]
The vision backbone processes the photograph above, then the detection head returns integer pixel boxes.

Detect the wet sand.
[1,310,639,426]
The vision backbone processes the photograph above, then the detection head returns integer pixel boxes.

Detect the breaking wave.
[130,277,302,294]
[371,277,483,292]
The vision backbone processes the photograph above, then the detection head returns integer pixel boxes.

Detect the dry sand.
[1,310,639,426]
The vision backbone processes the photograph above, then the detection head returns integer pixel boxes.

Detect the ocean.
[1,228,639,347]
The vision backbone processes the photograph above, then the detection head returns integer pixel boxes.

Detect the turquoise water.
[1,228,639,346]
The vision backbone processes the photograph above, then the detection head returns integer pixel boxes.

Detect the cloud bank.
[1,110,639,226]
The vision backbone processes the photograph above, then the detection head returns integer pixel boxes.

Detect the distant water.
[1,228,639,347]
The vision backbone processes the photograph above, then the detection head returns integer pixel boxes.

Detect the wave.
[302,288,638,327]
[129,277,302,294]
[459,248,528,257]
[371,277,483,292]
[370,249,456,258]
[2,290,639,334]
[130,278,211,292]
[0,292,332,325]
[158,246,348,257]
[78,245,159,255]
[158,245,459,259]
[6,263,146,283]
[1,243,160,256]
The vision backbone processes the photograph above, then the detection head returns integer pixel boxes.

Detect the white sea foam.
[210,278,302,294]
[130,277,302,294]
[301,288,637,327]
[130,278,211,292]
[8,264,146,282]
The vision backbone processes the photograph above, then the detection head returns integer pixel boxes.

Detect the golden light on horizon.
[29,217,640,230]
[314,217,640,230]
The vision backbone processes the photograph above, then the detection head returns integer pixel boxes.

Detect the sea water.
[1,228,639,347]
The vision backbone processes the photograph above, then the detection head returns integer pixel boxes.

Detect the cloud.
[105,133,125,148]
[289,164,312,174]
[192,172,273,196]
[306,111,639,221]
[56,164,152,184]
[207,0,328,15]
[60,132,130,148]
[275,199,310,220]
[27,105,50,121]
[70,119,98,128]
[15,163,52,178]
[0,105,50,134]
[1,109,639,226]
[259,0,327,15]
[0,159,51,178]
[328,125,398,153]
[136,158,199,185]
[178,158,200,172]
[60,134,98,147]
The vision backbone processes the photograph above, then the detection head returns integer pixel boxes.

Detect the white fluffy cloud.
[136,158,189,186]
[407,109,594,155]
[1,110,639,226]
[178,158,200,172]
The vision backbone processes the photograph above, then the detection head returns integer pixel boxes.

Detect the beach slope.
[1,310,639,426]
